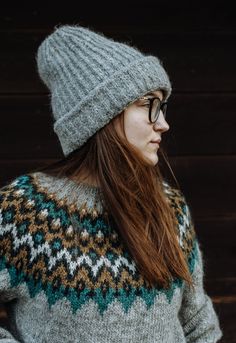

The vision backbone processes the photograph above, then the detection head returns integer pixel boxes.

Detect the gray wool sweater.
[0,171,223,343]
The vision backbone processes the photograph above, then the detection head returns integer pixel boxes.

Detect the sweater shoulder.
[0,173,34,217]
[0,173,38,240]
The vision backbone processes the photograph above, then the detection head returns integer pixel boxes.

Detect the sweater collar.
[31,171,105,218]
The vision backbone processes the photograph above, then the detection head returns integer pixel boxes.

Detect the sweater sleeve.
[0,181,21,343]
[0,271,21,343]
[178,201,223,342]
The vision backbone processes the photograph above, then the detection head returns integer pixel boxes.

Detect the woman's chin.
[144,153,159,166]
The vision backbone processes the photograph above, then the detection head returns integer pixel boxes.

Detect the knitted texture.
[36,24,172,156]
[0,172,223,342]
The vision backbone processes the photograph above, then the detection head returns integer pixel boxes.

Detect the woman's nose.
[153,111,170,132]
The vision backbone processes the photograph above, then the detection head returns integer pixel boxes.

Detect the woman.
[0,24,223,342]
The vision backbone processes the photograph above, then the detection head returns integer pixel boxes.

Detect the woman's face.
[113,90,170,166]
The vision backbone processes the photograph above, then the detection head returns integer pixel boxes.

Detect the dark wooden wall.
[0,2,235,342]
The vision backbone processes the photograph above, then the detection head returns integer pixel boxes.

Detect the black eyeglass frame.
[139,96,168,123]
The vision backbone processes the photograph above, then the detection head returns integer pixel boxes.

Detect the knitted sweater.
[0,171,223,343]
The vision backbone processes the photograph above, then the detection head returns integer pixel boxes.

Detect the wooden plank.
[166,93,236,155]
[194,219,236,279]
[213,302,236,343]
[0,95,62,159]
[205,278,236,298]
[0,4,235,33]
[0,93,235,158]
[0,159,55,187]
[166,155,236,218]
[0,30,235,93]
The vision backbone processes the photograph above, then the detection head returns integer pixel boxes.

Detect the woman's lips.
[151,139,161,144]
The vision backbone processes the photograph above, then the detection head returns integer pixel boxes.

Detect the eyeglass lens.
[150,98,167,122]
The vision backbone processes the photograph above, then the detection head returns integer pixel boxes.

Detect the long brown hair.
[31,110,194,291]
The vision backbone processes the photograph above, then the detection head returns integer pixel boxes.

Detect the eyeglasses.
[139,96,168,123]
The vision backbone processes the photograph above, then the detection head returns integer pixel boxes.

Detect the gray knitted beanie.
[36,24,172,157]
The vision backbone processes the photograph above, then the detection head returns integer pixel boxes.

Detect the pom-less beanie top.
[36,24,172,156]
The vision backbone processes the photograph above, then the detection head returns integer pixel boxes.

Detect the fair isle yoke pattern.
[0,173,197,317]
